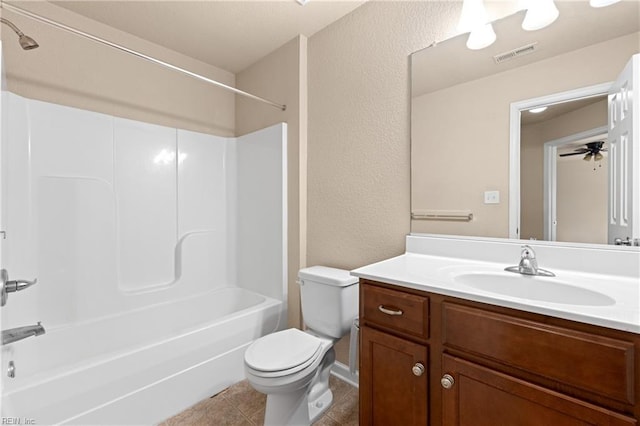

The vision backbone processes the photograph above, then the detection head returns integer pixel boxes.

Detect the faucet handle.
[1,269,38,307]
[520,245,536,259]
[5,278,37,293]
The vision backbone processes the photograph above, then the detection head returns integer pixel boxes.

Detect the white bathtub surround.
[1,92,287,424]
[352,234,640,333]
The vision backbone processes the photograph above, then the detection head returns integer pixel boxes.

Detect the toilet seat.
[245,329,323,378]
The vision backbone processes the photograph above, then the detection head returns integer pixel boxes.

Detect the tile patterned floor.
[159,375,358,426]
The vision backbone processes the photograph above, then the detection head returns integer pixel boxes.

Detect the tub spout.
[2,322,45,345]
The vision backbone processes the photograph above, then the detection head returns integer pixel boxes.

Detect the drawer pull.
[441,374,455,389]
[378,305,404,316]
[412,363,425,377]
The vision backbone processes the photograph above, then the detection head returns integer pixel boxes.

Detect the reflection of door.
[543,127,608,243]
[608,54,639,246]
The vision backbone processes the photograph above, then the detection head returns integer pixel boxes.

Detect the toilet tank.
[298,266,359,339]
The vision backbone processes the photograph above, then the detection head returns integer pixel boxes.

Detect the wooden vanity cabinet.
[359,279,640,425]
[359,281,430,425]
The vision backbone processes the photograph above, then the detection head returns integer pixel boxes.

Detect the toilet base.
[308,388,333,423]
[307,346,335,423]
[264,387,310,426]
[261,347,336,426]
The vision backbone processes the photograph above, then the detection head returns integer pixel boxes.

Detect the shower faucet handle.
[1,269,38,307]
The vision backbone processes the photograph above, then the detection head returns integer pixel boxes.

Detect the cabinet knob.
[441,374,455,389]
[412,363,425,376]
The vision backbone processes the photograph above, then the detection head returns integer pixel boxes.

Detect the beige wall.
[520,99,608,242]
[235,36,307,329]
[1,2,235,135]
[520,123,545,239]
[307,1,461,270]
[411,32,639,238]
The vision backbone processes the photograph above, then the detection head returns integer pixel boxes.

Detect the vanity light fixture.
[458,0,496,50]
[589,0,621,7]
[467,24,497,50]
[529,106,548,113]
[522,0,559,31]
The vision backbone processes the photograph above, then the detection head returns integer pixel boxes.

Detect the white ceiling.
[51,0,366,73]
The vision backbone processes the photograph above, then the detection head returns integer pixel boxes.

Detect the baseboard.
[330,361,359,388]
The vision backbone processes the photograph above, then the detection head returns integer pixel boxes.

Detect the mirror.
[411,1,640,245]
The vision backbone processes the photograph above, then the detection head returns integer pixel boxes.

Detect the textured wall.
[308,1,460,270]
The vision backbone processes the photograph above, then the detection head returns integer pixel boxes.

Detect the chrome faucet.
[2,322,45,345]
[505,245,555,277]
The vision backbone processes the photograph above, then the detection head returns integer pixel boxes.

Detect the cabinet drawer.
[442,303,635,405]
[362,283,429,340]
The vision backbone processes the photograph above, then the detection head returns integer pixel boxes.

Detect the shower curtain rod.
[1,2,287,111]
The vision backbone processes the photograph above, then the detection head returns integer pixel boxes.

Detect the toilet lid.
[245,328,322,372]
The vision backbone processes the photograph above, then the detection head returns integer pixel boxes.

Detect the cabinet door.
[360,325,428,425]
[442,355,636,426]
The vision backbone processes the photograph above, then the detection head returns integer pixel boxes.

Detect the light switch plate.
[484,190,500,204]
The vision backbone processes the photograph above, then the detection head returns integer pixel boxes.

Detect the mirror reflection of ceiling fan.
[559,141,607,161]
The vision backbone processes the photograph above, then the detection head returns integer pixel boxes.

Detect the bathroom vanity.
[353,235,640,425]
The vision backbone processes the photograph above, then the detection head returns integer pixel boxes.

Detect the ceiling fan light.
[466,23,496,50]
[594,152,604,161]
[589,0,621,7]
[522,0,559,31]
[583,153,593,161]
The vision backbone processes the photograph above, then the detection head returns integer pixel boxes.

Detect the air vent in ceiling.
[494,42,538,64]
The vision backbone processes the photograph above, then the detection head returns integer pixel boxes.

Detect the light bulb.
[466,23,497,50]
[458,0,490,33]
[589,0,621,7]
[522,0,559,31]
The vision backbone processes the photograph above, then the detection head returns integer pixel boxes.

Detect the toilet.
[244,266,359,426]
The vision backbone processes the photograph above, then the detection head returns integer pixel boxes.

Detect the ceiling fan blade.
[559,151,588,157]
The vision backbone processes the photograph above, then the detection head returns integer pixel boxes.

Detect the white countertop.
[351,236,640,334]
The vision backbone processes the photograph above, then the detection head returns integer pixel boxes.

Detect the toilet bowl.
[245,329,337,425]
[244,266,358,426]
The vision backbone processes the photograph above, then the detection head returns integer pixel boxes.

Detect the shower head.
[18,33,38,50]
[1,17,38,50]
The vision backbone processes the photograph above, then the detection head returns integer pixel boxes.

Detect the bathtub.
[1,287,283,425]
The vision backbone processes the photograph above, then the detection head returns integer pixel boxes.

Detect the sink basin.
[453,272,616,306]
